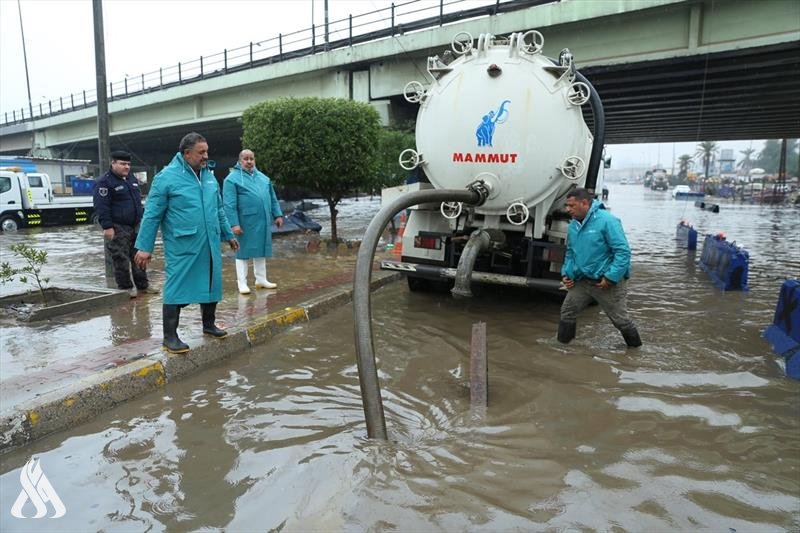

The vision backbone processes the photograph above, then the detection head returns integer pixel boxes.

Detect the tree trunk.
[328,199,339,242]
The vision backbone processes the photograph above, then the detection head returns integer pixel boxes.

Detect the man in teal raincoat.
[558,188,642,347]
[223,149,284,294]
[134,132,238,353]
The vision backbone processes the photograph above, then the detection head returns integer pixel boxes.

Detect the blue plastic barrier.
[763,279,800,380]
[72,178,95,195]
[676,221,698,250]
[699,234,749,291]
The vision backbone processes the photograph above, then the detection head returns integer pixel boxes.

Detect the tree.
[676,154,693,181]
[0,244,50,304]
[242,97,381,241]
[737,147,757,175]
[694,141,719,181]
[756,139,799,175]
[369,128,415,194]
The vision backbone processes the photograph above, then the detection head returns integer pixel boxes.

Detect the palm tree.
[737,147,756,175]
[695,141,719,181]
[677,154,693,181]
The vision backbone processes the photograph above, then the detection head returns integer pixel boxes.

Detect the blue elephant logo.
[476,100,511,147]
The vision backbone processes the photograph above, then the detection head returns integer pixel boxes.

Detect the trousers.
[106,224,149,290]
[560,279,636,331]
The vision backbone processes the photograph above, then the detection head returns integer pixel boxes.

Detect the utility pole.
[93,0,114,287]
[93,0,110,167]
[324,0,329,47]
[17,0,33,120]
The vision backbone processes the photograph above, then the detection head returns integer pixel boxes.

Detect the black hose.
[574,71,605,192]
[353,188,483,440]
[451,230,491,298]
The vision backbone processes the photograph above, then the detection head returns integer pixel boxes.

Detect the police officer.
[93,150,158,297]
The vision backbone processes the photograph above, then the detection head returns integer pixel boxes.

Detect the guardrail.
[1,0,554,127]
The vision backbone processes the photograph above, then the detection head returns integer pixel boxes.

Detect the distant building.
[719,149,736,179]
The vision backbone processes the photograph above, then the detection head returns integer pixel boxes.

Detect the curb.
[1,271,401,453]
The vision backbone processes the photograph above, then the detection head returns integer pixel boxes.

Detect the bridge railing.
[1,0,555,127]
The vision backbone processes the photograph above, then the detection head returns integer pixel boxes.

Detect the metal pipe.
[354,187,485,440]
[381,260,564,292]
[451,230,491,298]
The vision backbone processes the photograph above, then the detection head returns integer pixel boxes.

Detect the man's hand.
[228,238,239,252]
[134,250,152,269]
[103,228,115,240]
[232,225,243,236]
[562,276,574,290]
[595,277,615,289]
[275,217,284,228]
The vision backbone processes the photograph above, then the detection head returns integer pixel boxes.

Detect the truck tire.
[0,215,20,232]
[407,276,430,292]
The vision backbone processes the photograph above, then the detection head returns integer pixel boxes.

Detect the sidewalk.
[0,235,400,452]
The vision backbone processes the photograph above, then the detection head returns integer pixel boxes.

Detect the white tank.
[403,32,594,232]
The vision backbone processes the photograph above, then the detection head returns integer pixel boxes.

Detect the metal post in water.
[470,322,488,407]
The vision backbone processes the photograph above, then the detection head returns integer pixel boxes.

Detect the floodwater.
[1,187,799,531]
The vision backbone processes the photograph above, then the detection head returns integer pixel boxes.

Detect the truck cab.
[0,169,95,231]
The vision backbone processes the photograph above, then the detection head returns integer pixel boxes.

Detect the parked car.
[672,185,691,198]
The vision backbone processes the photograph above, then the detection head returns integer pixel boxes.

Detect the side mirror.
[604,157,612,169]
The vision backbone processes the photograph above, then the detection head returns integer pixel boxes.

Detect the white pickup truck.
[0,169,95,231]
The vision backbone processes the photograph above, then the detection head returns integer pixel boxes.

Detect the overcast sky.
[0,0,768,167]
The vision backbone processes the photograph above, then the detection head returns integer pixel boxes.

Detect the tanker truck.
[380,30,604,295]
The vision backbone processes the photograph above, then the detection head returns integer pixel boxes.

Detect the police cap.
[110,150,131,162]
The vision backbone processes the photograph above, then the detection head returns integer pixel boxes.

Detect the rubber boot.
[235,259,251,294]
[201,303,228,338]
[621,326,643,348]
[253,257,277,289]
[162,304,189,354]
[557,320,577,344]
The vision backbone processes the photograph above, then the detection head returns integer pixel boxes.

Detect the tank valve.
[451,31,474,55]
[505,201,530,225]
[398,149,423,170]
[558,156,586,180]
[403,81,427,103]
[519,30,544,55]
[567,82,590,106]
[440,202,463,219]
[487,64,502,77]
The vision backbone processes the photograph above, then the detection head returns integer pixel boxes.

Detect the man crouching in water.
[134,132,239,353]
[558,188,642,348]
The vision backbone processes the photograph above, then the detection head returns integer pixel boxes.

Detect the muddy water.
[1,188,799,531]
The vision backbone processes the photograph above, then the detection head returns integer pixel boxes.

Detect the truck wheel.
[407,276,430,292]
[0,216,20,232]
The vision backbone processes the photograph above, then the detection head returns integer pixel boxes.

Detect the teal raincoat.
[135,153,235,305]
[561,200,631,283]
[222,164,283,260]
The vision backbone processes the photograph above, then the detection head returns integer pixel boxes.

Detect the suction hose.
[354,185,487,439]
[574,70,605,192]
[451,229,491,298]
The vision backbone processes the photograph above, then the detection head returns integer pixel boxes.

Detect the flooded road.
[1,187,799,531]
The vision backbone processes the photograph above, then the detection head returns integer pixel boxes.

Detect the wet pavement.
[1,188,799,530]
[0,197,388,412]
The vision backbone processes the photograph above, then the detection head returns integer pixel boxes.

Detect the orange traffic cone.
[393,211,406,255]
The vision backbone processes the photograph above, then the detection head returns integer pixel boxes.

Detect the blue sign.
[476,100,510,147]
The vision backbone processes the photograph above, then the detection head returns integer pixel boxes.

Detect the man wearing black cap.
[93,150,158,297]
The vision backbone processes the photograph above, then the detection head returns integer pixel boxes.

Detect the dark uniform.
[93,164,150,292]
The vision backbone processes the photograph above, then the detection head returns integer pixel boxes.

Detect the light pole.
[16,0,33,120]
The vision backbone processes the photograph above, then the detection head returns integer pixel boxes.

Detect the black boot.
[162,304,189,354]
[621,327,643,348]
[201,303,227,338]
[557,321,576,344]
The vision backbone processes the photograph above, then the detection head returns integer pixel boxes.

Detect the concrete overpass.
[1,0,798,169]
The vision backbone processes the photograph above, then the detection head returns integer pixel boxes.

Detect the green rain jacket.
[135,153,235,305]
[222,164,283,260]
[561,200,631,283]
